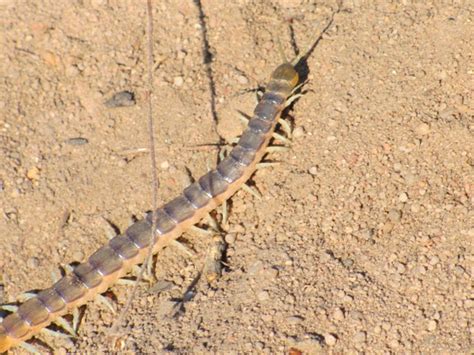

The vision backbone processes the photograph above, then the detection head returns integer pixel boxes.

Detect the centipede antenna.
[277,36,288,63]
[290,3,340,67]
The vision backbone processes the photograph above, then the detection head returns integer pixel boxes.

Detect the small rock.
[342,258,354,267]
[26,167,40,181]
[415,123,430,136]
[308,166,318,176]
[343,294,354,303]
[72,251,84,261]
[454,265,466,276]
[353,331,366,343]
[411,204,420,213]
[237,75,248,85]
[382,221,394,234]
[65,137,89,146]
[105,91,135,108]
[292,126,305,138]
[388,209,402,222]
[27,257,40,269]
[224,233,236,244]
[160,161,170,170]
[398,192,409,202]
[389,339,400,348]
[394,262,406,274]
[332,307,345,321]
[173,76,184,86]
[438,107,457,121]
[325,333,337,346]
[257,290,269,301]
[427,319,437,331]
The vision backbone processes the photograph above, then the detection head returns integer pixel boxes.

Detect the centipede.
[0,57,302,351]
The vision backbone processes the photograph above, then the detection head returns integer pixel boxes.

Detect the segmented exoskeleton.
[0,61,300,352]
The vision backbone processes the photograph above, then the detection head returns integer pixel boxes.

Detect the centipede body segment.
[0,62,299,352]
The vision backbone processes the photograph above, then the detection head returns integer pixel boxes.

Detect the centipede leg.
[241,183,262,199]
[95,294,116,314]
[272,132,292,145]
[266,146,290,153]
[18,340,41,354]
[285,92,304,107]
[277,118,293,138]
[189,225,215,236]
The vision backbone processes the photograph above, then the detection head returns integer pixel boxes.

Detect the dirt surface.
[1,0,473,353]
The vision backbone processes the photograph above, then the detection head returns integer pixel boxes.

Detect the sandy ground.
[0,0,473,354]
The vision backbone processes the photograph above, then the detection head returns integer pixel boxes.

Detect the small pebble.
[160,161,170,170]
[389,339,400,348]
[342,258,354,267]
[454,265,466,276]
[399,192,409,202]
[173,76,184,86]
[237,75,248,85]
[292,126,305,138]
[26,167,40,181]
[394,262,406,274]
[388,209,402,222]
[72,251,84,261]
[332,307,345,321]
[309,166,318,176]
[105,91,136,108]
[257,290,269,301]
[343,294,354,303]
[427,319,437,331]
[224,233,236,244]
[353,331,366,343]
[27,257,40,269]
[382,221,394,233]
[411,204,420,213]
[325,333,337,346]
[65,137,89,146]
[438,107,456,121]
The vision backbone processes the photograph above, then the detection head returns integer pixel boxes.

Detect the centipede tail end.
[0,325,13,353]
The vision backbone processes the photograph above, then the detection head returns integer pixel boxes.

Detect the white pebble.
[399,192,409,202]
[237,75,248,85]
[332,307,345,321]
[292,126,305,138]
[257,291,269,301]
[309,166,318,175]
[160,161,170,170]
[325,333,337,346]
[173,76,184,86]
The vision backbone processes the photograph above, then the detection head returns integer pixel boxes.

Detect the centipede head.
[272,63,299,87]
[268,63,299,97]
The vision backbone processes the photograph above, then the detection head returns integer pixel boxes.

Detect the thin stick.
[109,0,159,338]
